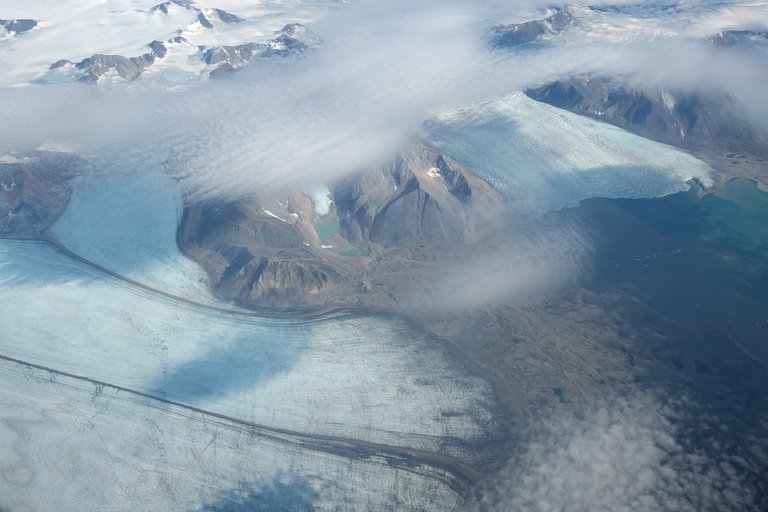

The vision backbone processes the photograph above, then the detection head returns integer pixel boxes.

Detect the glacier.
[0,240,496,455]
[427,92,714,214]
[0,357,463,511]
[46,168,215,302]
[0,161,499,510]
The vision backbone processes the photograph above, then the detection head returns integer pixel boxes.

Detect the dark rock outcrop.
[178,200,339,308]
[334,143,501,247]
[261,34,308,58]
[526,77,767,157]
[197,12,214,29]
[0,19,37,34]
[50,38,169,82]
[214,9,240,24]
[150,0,193,14]
[50,59,72,69]
[209,63,236,79]
[217,257,336,305]
[277,23,321,43]
[0,151,84,238]
[490,9,572,47]
[204,43,259,65]
[149,40,168,59]
[200,24,319,75]
[75,53,156,82]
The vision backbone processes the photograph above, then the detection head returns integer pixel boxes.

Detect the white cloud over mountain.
[0,0,767,204]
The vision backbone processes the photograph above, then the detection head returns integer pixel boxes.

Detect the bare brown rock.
[0,151,84,238]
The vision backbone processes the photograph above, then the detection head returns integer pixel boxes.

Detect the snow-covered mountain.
[0,0,326,86]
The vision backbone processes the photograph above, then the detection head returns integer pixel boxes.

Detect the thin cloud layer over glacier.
[1,0,765,204]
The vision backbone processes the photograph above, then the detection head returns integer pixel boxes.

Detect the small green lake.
[314,221,340,240]
[339,249,370,258]
[552,388,572,404]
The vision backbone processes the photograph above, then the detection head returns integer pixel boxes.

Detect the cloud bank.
[468,390,767,512]
[1,0,767,205]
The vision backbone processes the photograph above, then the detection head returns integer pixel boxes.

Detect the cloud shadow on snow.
[149,330,301,405]
[191,474,324,512]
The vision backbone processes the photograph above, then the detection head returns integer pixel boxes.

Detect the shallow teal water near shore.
[574,178,768,364]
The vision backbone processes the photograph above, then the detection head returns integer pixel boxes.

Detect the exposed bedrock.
[335,143,501,247]
[178,199,341,308]
[74,53,157,82]
[0,19,37,34]
[490,8,572,47]
[0,151,84,238]
[526,77,768,160]
[177,142,502,310]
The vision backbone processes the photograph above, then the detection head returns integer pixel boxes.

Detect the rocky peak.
[334,143,501,247]
[0,19,37,34]
[74,53,156,82]
[490,8,573,48]
[176,143,502,310]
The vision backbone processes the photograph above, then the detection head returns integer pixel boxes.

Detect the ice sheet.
[0,358,462,511]
[0,240,496,455]
[427,92,714,213]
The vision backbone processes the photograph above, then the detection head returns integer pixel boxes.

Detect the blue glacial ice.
[0,358,463,511]
[0,240,495,454]
[426,93,714,213]
[0,163,498,510]
[46,168,214,301]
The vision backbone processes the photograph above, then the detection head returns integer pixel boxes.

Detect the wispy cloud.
[0,0,767,205]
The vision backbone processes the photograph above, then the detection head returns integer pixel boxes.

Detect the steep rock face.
[261,34,309,58]
[178,200,339,308]
[526,78,768,157]
[177,143,502,309]
[213,9,241,24]
[218,257,336,305]
[0,152,83,238]
[150,0,193,14]
[73,53,157,82]
[204,24,318,77]
[204,43,259,66]
[335,143,500,247]
[148,40,168,58]
[490,9,572,47]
